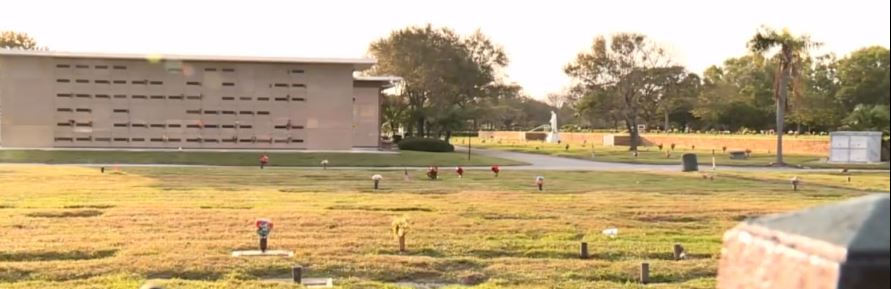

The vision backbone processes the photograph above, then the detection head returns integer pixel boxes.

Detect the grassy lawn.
[458,138,889,170]
[0,150,524,167]
[1,165,887,288]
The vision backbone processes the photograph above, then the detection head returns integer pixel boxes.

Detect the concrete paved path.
[458,147,888,173]
[460,147,679,171]
[2,147,885,172]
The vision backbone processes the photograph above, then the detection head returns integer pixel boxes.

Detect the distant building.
[0,50,397,150]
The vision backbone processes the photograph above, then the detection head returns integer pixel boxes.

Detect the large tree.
[748,27,820,165]
[565,33,677,150]
[835,46,890,110]
[635,67,700,132]
[0,31,39,50]
[380,94,409,136]
[368,26,508,140]
[843,104,890,134]
[792,54,844,131]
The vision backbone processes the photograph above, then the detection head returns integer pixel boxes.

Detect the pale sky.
[3,0,889,99]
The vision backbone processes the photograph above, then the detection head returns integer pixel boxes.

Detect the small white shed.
[829,131,883,163]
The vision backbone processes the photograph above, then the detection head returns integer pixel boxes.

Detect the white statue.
[546,111,560,143]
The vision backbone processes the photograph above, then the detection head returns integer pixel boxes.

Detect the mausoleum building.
[0,50,396,150]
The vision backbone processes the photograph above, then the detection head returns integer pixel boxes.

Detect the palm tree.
[748,27,820,166]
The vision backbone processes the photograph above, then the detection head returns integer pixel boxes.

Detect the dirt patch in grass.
[326,205,434,212]
[649,266,717,283]
[802,192,846,198]
[301,174,344,181]
[238,264,292,279]
[635,215,705,223]
[456,272,488,285]
[63,204,115,209]
[0,249,117,262]
[145,269,224,281]
[461,212,557,220]
[0,268,33,282]
[158,187,195,191]
[592,251,714,261]
[376,270,443,283]
[431,257,484,272]
[216,187,248,192]
[199,205,253,210]
[465,248,574,259]
[394,281,463,289]
[26,209,104,218]
[374,248,445,257]
[522,249,579,259]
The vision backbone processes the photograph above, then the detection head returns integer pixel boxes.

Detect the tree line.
[367,26,888,152]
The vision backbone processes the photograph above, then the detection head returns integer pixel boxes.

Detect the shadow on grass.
[0,268,32,282]
[145,269,224,281]
[634,215,706,223]
[199,205,253,210]
[374,248,445,258]
[63,204,115,209]
[562,263,716,284]
[25,209,104,218]
[466,248,577,259]
[731,214,758,221]
[0,249,118,262]
[326,205,434,212]
[460,212,557,220]
[592,251,714,261]
[649,266,718,283]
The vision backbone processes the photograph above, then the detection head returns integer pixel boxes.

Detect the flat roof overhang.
[0,49,376,70]
[353,76,402,88]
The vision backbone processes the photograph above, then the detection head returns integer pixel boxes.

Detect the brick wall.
[478,131,607,144]
[718,223,843,289]
[638,135,829,156]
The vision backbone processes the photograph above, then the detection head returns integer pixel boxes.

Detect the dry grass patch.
[0,164,883,288]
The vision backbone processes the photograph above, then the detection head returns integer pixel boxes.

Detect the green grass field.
[458,138,889,170]
[0,150,524,167]
[1,165,887,288]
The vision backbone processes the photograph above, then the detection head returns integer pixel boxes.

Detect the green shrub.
[397,137,454,152]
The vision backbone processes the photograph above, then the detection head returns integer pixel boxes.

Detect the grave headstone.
[292,265,302,283]
[640,262,650,284]
[673,243,686,260]
[682,153,699,172]
[579,242,589,259]
[717,194,890,289]
[729,151,747,160]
